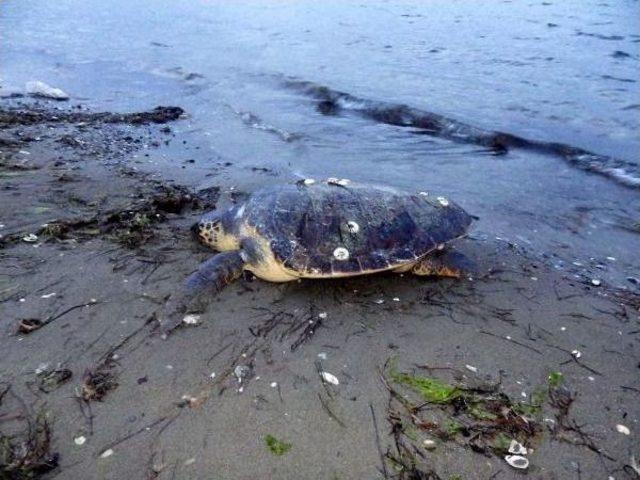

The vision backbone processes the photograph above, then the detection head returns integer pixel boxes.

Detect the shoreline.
[1,98,638,479]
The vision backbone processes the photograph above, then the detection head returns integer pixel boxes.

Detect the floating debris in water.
[74,436,86,446]
[508,439,527,455]
[182,314,201,325]
[99,449,114,459]
[320,371,339,385]
[22,234,38,243]
[505,454,529,469]
[333,247,349,260]
[616,424,631,435]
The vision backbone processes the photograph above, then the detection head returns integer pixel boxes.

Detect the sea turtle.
[160,179,473,334]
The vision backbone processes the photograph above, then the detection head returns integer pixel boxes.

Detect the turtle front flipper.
[159,250,246,336]
[412,250,476,278]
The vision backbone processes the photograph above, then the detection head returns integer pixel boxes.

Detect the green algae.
[265,434,292,456]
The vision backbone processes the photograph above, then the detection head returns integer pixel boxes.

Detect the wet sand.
[1,99,639,479]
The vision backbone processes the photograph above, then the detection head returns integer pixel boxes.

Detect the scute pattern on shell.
[249,182,471,276]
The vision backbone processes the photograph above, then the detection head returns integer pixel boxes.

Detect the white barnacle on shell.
[333,247,349,261]
[437,196,449,207]
[346,221,360,234]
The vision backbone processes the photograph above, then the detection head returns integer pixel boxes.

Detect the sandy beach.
[1,97,638,479]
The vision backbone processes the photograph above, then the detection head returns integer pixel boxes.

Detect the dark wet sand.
[1,99,638,479]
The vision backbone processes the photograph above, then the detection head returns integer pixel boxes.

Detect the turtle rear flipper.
[159,250,245,336]
[412,250,476,278]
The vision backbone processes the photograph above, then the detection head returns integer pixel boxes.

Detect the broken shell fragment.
[320,371,339,385]
[436,196,449,207]
[616,424,631,435]
[234,365,251,382]
[591,278,601,286]
[418,191,429,196]
[345,221,360,234]
[22,233,38,243]
[508,439,528,455]
[74,435,86,446]
[422,439,436,450]
[571,349,582,359]
[182,314,201,325]
[100,449,114,459]
[505,455,529,470]
[333,247,349,261]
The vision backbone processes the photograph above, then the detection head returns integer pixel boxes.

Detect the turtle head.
[194,207,242,251]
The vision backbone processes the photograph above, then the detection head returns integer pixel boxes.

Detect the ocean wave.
[284,78,640,189]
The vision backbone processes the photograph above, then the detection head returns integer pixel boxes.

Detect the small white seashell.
[422,439,436,450]
[616,424,631,435]
[392,297,400,302]
[465,364,478,373]
[182,314,201,325]
[333,247,349,261]
[74,435,86,446]
[346,221,360,234]
[321,371,339,385]
[571,349,582,359]
[591,278,601,286]
[234,365,251,382]
[22,234,38,243]
[41,292,56,299]
[100,449,114,459]
[508,439,527,455]
[210,372,216,379]
[270,382,277,388]
[318,312,328,319]
[505,455,529,469]
[418,191,429,196]
[437,196,449,207]
[303,178,315,185]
